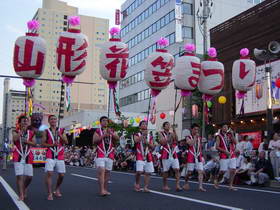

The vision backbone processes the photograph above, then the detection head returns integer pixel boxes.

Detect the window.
[182,26,193,39]
[182,3,193,15]
[64,15,68,19]
[170,10,175,21]
[63,21,67,25]
[160,17,165,27]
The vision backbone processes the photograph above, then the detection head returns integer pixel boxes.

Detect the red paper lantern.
[160,113,166,119]
[276,78,280,88]
[100,27,129,89]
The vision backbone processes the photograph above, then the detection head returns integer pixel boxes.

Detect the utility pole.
[198,0,212,138]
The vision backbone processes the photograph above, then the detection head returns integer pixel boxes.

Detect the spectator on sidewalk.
[268,133,280,178]
[250,151,274,186]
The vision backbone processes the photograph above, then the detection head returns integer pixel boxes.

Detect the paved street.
[1,165,279,210]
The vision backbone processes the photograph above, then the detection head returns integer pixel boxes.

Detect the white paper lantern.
[14,33,46,79]
[56,29,88,77]
[100,39,129,88]
[198,48,224,98]
[145,49,174,97]
[232,48,256,93]
[174,44,200,96]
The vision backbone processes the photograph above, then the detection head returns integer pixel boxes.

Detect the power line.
[0,75,96,85]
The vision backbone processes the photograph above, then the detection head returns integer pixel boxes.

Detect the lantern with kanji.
[100,27,129,89]
[145,37,174,97]
[174,44,201,97]
[13,20,46,87]
[232,48,256,99]
[56,16,88,84]
[198,47,224,101]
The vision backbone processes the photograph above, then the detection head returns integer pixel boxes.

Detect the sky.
[0,0,125,123]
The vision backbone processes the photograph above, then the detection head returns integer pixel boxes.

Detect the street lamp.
[254,41,280,139]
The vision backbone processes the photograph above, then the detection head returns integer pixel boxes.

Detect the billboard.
[175,1,182,43]
[236,59,280,115]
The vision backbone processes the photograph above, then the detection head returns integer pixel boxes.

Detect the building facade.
[119,0,262,130]
[210,0,280,136]
[32,0,109,118]
[1,78,26,144]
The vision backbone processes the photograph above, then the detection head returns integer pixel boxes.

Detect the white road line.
[150,190,243,210]
[67,166,280,195]
[70,170,242,210]
[71,173,112,183]
[0,176,30,210]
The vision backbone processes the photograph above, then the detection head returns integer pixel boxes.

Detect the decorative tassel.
[112,88,121,117]
[65,84,71,112]
[27,87,33,116]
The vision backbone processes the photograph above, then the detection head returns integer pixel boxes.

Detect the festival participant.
[42,115,68,200]
[159,122,182,191]
[183,123,206,192]
[93,116,119,196]
[134,120,154,192]
[12,115,36,200]
[214,124,238,190]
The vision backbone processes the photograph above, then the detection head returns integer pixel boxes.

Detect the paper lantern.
[13,20,46,87]
[135,117,141,124]
[56,16,88,84]
[100,27,129,89]
[145,38,174,97]
[160,113,166,119]
[218,96,227,104]
[129,118,135,124]
[232,48,256,98]
[95,121,100,125]
[198,48,224,101]
[174,44,201,97]
[255,83,263,99]
[169,111,174,116]
[207,101,212,108]
[276,78,280,88]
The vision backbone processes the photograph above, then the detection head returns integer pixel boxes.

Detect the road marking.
[0,176,30,210]
[71,173,112,183]
[150,190,243,210]
[67,166,280,195]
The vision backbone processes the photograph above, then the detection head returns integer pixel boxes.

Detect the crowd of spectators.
[63,131,280,187]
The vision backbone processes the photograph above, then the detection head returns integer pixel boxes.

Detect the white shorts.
[219,158,237,171]
[187,162,204,172]
[136,160,154,173]
[14,162,33,176]
[45,159,66,174]
[95,158,113,171]
[162,158,180,172]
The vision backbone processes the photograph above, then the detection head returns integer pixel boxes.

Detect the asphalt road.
[1,165,280,210]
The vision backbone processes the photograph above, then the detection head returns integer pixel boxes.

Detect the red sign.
[115,9,120,25]
[239,131,262,149]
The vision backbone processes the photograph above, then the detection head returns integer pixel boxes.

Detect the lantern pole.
[146,93,152,127]
[199,0,212,138]
[173,88,178,126]
[108,89,111,118]
[58,81,65,129]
